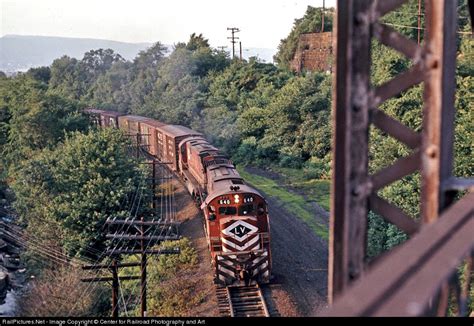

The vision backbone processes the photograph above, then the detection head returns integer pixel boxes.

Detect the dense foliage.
[11,128,148,259]
[0,76,88,164]
[0,2,471,315]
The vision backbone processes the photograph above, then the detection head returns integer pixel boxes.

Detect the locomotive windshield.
[218,206,237,215]
[238,204,254,216]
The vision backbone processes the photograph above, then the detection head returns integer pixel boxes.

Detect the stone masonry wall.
[291,32,333,73]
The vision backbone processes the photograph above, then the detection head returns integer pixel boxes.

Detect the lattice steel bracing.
[329,0,473,313]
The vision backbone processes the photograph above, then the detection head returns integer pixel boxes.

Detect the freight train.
[84,108,271,285]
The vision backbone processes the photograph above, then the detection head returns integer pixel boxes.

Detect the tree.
[48,55,82,99]
[49,49,124,101]
[133,42,168,70]
[0,76,88,165]
[207,58,285,111]
[89,61,132,112]
[132,35,230,126]
[11,128,149,258]
[237,107,269,139]
[81,48,124,75]
[186,33,210,51]
[260,73,331,165]
[26,66,51,84]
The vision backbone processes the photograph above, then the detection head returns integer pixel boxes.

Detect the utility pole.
[81,260,141,318]
[140,217,147,317]
[227,27,240,59]
[136,133,140,159]
[95,218,180,317]
[239,42,243,61]
[321,0,325,32]
[217,46,227,52]
[111,259,119,318]
[417,0,422,44]
[152,160,156,212]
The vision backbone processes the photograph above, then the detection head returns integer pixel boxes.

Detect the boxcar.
[184,138,220,189]
[117,115,158,151]
[155,125,202,172]
[140,119,167,157]
[117,115,152,135]
[84,108,125,128]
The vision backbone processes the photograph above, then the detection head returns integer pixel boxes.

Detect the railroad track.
[216,284,271,317]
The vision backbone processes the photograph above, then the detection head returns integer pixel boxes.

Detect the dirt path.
[244,167,329,316]
[173,179,219,317]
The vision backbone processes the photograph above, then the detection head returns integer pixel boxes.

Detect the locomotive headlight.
[234,194,240,203]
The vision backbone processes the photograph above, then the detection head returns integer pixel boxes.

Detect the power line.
[65,161,149,316]
[227,27,240,59]
[382,22,472,35]
[76,142,179,317]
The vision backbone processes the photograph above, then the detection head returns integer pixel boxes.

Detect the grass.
[271,166,331,211]
[237,166,329,240]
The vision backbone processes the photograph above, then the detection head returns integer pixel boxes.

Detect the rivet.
[355,13,366,26]
[425,145,437,158]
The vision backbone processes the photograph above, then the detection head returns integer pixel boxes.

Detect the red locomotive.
[85,109,271,285]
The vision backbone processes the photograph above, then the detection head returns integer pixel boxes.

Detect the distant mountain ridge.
[0,35,277,74]
[0,35,152,74]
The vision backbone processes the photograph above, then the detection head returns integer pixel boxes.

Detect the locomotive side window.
[218,206,236,215]
[239,204,254,216]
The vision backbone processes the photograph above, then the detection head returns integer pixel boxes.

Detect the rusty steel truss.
[327,0,473,316]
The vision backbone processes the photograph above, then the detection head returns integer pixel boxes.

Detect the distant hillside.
[0,35,152,74]
[0,35,277,74]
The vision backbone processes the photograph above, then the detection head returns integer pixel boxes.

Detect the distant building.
[290,32,333,73]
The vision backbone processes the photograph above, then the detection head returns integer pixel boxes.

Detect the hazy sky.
[1,0,335,49]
